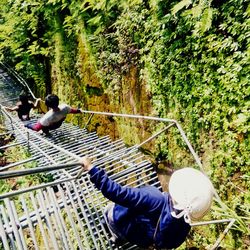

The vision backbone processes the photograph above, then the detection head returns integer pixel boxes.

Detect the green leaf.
[172,0,192,15]
[200,7,213,32]
[193,7,213,35]
[188,4,203,18]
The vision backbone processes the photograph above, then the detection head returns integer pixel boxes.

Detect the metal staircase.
[0,66,162,249]
[0,65,235,250]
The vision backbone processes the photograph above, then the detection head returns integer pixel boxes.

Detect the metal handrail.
[80,109,204,171]
[0,177,76,200]
[1,101,218,201]
[0,62,36,100]
[191,218,236,249]
[0,157,39,171]
[0,162,81,179]
[0,64,236,250]
[79,109,227,208]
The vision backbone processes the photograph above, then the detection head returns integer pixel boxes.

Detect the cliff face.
[47,28,155,150]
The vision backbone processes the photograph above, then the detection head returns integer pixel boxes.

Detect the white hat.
[169,168,214,224]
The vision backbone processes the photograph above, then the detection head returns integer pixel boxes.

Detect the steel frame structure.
[0,64,235,250]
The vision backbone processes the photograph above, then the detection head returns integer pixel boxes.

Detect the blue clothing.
[89,166,191,249]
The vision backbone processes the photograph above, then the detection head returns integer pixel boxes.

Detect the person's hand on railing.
[33,98,41,108]
[79,156,94,172]
[37,98,45,103]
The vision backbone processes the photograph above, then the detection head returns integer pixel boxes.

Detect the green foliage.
[0,0,53,96]
[172,0,214,35]
[172,0,192,15]
[88,3,149,102]
[0,0,249,248]
[0,144,45,197]
[142,0,250,247]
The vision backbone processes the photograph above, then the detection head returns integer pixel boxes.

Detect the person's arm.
[69,108,81,114]
[80,157,164,213]
[33,98,41,108]
[61,104,81,114]
[25,122,43,131]
[3,106,18,112]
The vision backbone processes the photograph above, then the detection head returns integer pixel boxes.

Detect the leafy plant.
[0,0,249,248]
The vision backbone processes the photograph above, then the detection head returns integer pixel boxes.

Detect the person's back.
[107,186,190,249]
[39,103,72,132]
[25,94,81,135]
[16,99,34,120]
[80,157,214,249]
[4,94,39,121]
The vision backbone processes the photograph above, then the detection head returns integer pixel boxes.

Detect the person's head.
[19,94,29,104]
[169,168,214,223]
[45,94,59,109]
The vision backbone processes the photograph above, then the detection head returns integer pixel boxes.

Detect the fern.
[194,7,213,35]
[172,0,192,15]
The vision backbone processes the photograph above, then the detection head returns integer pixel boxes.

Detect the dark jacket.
[17,101,34,120]
[89,166,191,249]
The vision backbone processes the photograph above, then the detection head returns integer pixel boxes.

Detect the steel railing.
[0,63,236,250]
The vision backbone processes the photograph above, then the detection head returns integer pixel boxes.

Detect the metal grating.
[0,64,236,250]
[0,66,160,249]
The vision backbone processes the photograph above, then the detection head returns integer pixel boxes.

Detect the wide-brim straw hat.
[169,167,214,223]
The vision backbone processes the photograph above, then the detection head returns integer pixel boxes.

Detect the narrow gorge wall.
[1,1,249,247]
[49,28,155,151]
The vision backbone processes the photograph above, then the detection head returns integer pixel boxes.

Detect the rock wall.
[49,31,155,153]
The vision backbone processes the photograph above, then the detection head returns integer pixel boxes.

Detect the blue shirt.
[89,166,191,249]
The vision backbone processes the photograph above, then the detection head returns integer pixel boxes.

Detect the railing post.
[27,130,30,153]
[210,219,236,250]
[9,113,14,132]
[84,113,94,129]
[0,106,3,126]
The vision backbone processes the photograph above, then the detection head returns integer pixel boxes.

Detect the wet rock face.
[49,32,155,152]
[54,56,154,149]
[83,80,153,147]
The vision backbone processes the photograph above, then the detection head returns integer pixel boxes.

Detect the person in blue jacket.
[80,157,214,249]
